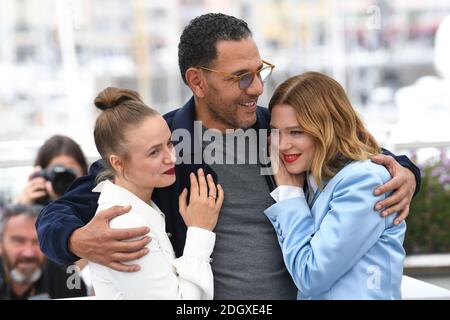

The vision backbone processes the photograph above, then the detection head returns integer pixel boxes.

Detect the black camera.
[31,165,77,205]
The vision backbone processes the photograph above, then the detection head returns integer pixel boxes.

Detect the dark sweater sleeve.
[36,160,104,265]
[381,148,421,196]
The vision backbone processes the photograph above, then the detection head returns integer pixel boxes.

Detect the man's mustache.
[15,256,40,266]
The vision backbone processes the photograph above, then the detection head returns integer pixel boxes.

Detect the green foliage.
[405,151,450,254]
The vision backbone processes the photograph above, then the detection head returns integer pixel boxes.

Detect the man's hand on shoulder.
[371,154,416,225]
[69,205,151,272]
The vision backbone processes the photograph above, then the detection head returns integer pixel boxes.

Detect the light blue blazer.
[264,160,406,300]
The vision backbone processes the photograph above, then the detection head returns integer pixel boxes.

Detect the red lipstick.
[163,167,175,175]
[283,154,301,163]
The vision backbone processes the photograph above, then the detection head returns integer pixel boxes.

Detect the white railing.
[394,141,450,151]
[402,276,450,299]
[60,276,450,300]
[405,253,450,269]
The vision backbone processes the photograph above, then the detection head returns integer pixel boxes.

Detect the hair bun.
[94,87,143,111]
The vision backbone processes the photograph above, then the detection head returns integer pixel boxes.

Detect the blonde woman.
[89,87,223,299]
[266,72,406,299]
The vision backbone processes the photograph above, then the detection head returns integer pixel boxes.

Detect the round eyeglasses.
[197,60,275,90]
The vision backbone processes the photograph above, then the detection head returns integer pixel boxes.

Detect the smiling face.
[111,115,176,202]
[270,104,316,175]
[0,215,46,285]
[199,37,265,130]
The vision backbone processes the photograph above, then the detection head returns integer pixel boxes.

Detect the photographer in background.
[14,135,91,296]
[16,135,88,206]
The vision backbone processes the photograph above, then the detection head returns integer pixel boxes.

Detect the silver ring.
[208,194,216,199]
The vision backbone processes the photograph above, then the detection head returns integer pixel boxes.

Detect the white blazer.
[89,180,215,300]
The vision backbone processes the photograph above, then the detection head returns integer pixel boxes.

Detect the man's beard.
[3,253,44,285]
[206,86,259,130]
[207,101,256,130]
[207,101,239,129]
[10,267,42,285]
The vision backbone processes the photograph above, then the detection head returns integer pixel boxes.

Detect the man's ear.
[185,68,206,98]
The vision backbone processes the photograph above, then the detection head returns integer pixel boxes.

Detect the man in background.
[0,204,87,299]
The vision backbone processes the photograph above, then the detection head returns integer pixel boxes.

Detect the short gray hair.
[0,204,43,240]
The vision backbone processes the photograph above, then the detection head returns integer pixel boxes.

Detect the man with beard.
[0,204,87,299]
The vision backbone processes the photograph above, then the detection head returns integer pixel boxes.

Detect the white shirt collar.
[92,179,164,218]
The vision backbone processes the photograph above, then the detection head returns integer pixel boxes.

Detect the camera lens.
[46,165,77,195]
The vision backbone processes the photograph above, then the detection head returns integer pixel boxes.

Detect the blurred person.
[37,13,419,299]
[0,204,87,299]
[14,135,92,294]
[267,72,406,299]
[16,135,88,206]
[89,87,223,299]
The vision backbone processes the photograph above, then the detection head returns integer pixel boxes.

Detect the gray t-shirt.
[202,128,297,299]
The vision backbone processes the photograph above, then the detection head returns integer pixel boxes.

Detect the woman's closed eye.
[148,148,160,157]
[290,130,303,136]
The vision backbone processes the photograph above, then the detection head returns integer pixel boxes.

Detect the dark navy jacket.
[36,97,421,265]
